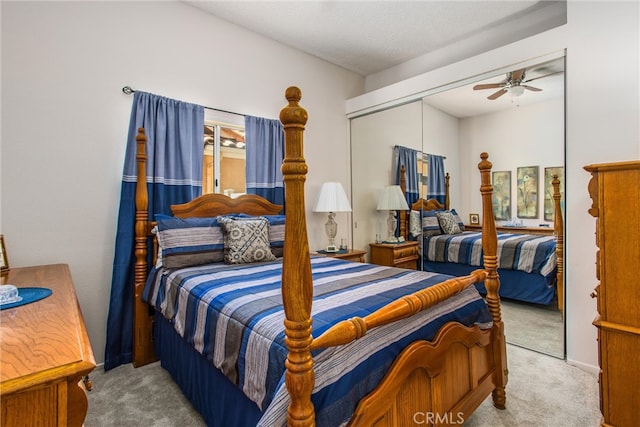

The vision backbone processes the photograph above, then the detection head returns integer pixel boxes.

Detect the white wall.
[350,101,422,255]
[460,98,565,225]
[422,102,462,208]
[564,0,639,372]
[346,1,639,372]
[1,1,363,365]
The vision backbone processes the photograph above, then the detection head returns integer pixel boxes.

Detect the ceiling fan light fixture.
[508,85,525,97]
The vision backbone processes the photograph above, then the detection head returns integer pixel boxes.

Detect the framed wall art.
[517,166,539,218]
[544,166,564,221]
[469,213,480,225]
[491,171,511,220]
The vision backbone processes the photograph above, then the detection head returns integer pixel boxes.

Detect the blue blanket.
[143,256,492,426]
[424,231,557,277]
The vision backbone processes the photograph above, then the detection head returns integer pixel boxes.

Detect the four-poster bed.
[130,87,507,425]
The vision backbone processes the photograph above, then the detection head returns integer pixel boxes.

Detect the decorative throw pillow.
[409,210,421,238]
[436,211,462,235]
[450,209,466,231]
[155,215,225,269]
[422,211,443,236]
[217,216,276,264]
[224,214,285,258]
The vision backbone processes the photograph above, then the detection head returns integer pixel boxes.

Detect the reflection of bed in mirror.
[401,170,564,314]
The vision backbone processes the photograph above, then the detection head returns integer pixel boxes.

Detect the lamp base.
[385,210,397,243]
[325,212,337,247]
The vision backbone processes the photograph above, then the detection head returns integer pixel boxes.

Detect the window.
[202,122,246,197]
[418,152,428,197]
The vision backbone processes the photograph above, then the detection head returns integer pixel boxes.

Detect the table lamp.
[313,182,352,251]
[377,185,409,243]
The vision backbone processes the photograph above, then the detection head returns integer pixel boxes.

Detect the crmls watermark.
[412,411,465,425]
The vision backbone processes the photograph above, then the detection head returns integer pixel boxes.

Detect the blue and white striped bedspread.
[143,256,493,426]
[424,231,557,277]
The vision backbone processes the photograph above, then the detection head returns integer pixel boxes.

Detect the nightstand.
[369,241,419,270]
[315,249,367,263]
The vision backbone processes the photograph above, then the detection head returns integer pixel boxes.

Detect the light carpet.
[85,344,600,426]
[500,298,564,358]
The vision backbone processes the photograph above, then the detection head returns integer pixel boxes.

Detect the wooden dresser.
[369,241,419,270]
[0,264,95,427]
[585,160,640,427]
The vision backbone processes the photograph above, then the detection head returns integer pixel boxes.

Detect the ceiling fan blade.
[523,70,563,83]
[510,69,526,82]
[473,83,504,90]
[488,88,507,100]
[522,85,542,92]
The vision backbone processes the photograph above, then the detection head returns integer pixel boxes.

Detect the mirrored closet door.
[349,55,566,358]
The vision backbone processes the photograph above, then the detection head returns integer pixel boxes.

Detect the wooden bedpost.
[552,175,564,316]
[133,128,155,367]
[478,152,507,409]
[279,87,315,427]
[444,172,450,210]
[399,165,408,240]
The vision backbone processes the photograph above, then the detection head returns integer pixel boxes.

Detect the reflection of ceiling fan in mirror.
[473,68,561,100]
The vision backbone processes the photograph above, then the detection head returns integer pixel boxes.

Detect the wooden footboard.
[350,323,494,426]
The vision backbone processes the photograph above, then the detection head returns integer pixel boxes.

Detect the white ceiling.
[184,0,566,117]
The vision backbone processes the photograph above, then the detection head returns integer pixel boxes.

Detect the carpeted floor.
[85,344,600,426]
[500,297,564,358]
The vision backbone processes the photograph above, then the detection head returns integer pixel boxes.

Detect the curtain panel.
[394,145,420,207]
[427,154,446,205]
[104,91,204,370]
[245,116,284,206]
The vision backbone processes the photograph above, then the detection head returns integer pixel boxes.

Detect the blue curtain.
[427,154,446,205]
[394,145,420,207]
[104,91,204,370]
[245,115,284,205]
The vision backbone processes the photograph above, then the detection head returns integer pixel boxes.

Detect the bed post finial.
[280,87,315,426]
[552,175,564,316]
[478,152,507,409]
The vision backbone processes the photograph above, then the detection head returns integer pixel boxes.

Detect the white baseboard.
[567,358,599,375]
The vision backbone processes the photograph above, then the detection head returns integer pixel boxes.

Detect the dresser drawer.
[369,241,420,270]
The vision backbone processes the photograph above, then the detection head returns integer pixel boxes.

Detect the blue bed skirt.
[155,312,263,426]
[422,261,556,305]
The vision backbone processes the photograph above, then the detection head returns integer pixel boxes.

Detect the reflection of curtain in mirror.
[106,91,204,370]
[245,116,284,205]
[427,154,446,205]
[394,145,419,206]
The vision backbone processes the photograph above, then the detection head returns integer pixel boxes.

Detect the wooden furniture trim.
[131,87,507,425]
[369,241,420,269]
[1,264,96,427]
[171,193,283,218]
[585,160,640,427]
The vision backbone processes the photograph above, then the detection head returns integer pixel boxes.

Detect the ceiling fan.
[473,68,559,100]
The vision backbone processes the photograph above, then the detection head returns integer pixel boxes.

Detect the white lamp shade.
[313,182,352,213]
[377,185,410,211]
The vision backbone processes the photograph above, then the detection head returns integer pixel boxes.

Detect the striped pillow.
[421,211,443,236]
[155,215,225,269]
